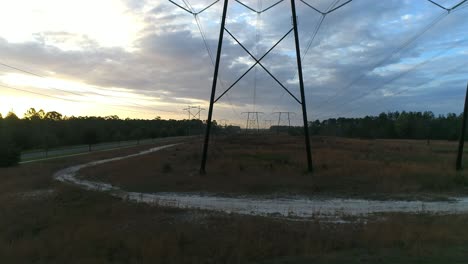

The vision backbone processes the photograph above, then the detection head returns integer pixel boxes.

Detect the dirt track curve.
[54,143,468,221]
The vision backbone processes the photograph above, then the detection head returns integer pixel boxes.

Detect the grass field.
[3,135,468,263]
[81,135,468,200]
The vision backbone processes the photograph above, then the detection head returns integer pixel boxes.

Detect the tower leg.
[291,0,313,172]
[456,82,468,170]
[200,0,229,174]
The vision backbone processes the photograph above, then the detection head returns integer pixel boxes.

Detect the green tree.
[83,129,99,151]
[0,136,20,167]
[44,111,63,121]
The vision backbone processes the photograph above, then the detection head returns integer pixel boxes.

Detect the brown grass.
[2,135,468,262]
[81,135,468,199]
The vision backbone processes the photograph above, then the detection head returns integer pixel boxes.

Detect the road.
[21,136,192,163]
[54,143,468,221]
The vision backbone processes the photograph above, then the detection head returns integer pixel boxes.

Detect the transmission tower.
[242,112,263,132]
[170,0,352,174]
[183,105,205,120]
[219,119,229,128]
[263,119,273,129]
[274,112,295,129]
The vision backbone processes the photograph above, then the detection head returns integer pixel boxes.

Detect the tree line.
[0,108,465,167]
[0,108,214,166]
[308,111,462,140]
[0,108,209,151]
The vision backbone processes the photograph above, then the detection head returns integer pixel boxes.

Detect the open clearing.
[59,140,468,219]
[81,135,468,200]
[3,135,468,262]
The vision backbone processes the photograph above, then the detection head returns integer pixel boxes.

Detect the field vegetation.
[82,135,468,200]
[2,135,468,262]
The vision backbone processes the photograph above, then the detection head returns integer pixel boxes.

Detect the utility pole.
[456,82,468,170]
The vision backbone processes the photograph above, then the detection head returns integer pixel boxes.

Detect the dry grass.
[2,185,468,263]
[81,135,468,199]
[3,135,468,262]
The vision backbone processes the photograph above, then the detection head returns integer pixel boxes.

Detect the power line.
[181,0,241,119]
[315,0,467,111]
[315,36,468,119]
[0,61,177,113]
[316,54,468,120]
[270,0,341,115]
[314,10,449,111]
[0,83,158,115]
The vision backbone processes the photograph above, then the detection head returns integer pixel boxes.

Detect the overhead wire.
[182,0,241,119]
[252,0,263,112]
[326,61,468,119]
[270,0,339,115]
[335,39,468,114]
[0,83,159,116]
[315,5,451,111]
[0,61,176,113]
[317,0,468,117]
[316,39,468,119]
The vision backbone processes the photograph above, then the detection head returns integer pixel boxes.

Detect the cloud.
[0,0,467,123]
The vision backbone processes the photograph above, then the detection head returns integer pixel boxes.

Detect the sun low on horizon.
[0,0,468,124]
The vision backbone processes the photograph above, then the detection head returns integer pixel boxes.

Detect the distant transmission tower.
[274,112,295,129]
[242,112,263,132]
[183,105,205,120]
[263,119,273,129]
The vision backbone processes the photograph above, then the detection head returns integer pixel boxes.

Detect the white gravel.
[54,143,468,220]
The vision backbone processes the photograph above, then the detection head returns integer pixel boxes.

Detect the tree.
[24,108,45,120]
[45,111,63,121]
[0,136,20,167]
[5,111,19,120]
[83,129,99,151]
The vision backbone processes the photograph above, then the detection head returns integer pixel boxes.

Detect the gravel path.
[54,144,468,220]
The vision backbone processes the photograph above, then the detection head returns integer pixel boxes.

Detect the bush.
[0,137,21,167]
[162,163,172,173]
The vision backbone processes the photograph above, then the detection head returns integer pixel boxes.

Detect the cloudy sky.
[0,0,467,126]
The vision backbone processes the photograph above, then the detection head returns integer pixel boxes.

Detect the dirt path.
[54,144,468,220]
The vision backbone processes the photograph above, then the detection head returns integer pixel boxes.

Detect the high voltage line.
[178,0,241,119]
[0,83,158,116]
[315,38,468,119]
[314,0,467,112]
[0,61,177,114]
[270,0,345,115]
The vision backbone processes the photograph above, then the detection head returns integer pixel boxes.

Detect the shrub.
[0,137,21,167]
[162,163,172,173]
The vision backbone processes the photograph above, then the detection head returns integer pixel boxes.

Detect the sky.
[0,0,467,127]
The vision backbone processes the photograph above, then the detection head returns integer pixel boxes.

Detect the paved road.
[21,136,192,163]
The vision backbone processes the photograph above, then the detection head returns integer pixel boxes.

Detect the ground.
[2,135,468,263]
[82,134,468,200]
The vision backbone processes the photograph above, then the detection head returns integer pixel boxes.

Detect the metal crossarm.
[235,0,284,13]
[196,0,220,15]
[168,0,220,15]
[427,0,468,12]
[224,28,302,104]
[300,0,352,15]
[235,0,257,13]
[168,0,194,14]
[214,28,294,103]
